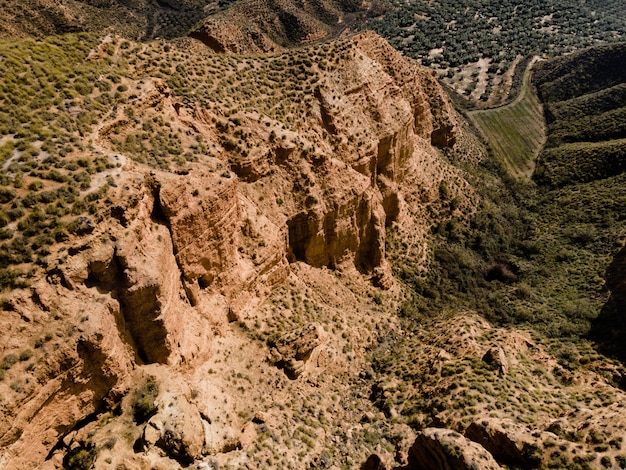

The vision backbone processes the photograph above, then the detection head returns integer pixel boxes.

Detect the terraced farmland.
[468,60,545,179]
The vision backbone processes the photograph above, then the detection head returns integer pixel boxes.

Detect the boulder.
[270,323,326,379]
[465,419,541,469]
[408,428,501,470]
[482,347,508,375]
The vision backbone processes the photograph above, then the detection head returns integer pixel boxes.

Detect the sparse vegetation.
[63,443,95,470]
[132,377,159,424]
[0,33,132,288]
[365,0,626,104]
[469,59,545,178]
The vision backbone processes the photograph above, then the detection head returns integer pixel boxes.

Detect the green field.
[468,60,545,179]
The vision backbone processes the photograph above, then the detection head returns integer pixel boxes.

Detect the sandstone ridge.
[0,31,475,468]
[190,0,364,53]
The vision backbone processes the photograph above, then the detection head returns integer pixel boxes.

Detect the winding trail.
[467,57,546,179]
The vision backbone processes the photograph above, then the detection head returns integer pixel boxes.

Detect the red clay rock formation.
[0,31,472,468]
[408,428,502,470]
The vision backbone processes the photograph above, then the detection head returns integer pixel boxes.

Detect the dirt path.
[467,57,546,179]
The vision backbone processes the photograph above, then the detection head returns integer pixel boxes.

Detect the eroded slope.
[0,31,475,469]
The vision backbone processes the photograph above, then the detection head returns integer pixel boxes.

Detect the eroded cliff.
[2,25,626,470]
[0,30,477,469]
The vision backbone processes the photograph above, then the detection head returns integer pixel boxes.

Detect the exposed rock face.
[270,323,327,379]
[0,283,133,468]
[158,171,242,299]
[0,31,473,469]
[135,373,205,466]
[287,187,387,273]
[81,179,203,366]
[0,176,217,468]
[465,419,541,469]
[408,428,502,470]
[351,33,458,150]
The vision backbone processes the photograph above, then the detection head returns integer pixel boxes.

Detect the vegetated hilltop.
[0,0,225,40]
[364,0,626,106]
[530,41,626,364]
[190,0,364,53]
[2,19,626,470]
[534,42,626,187]
[0,30,479,469]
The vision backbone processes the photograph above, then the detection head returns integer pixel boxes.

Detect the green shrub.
[1,354,18,370]
[63,444,95,470]
[19,349,32,361]
[133,378,159,424]
[0,187,15,203]
[0,269,22,289]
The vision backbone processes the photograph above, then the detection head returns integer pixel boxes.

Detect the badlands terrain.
[0,1,625,469]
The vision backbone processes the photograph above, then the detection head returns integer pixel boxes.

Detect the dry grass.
[468,60,545,179]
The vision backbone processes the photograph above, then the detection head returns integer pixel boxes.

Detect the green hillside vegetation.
[381,163,626,466]
[536,139,626,188]
[534,43,626,103]
[0,34,131,288]
[383,46,626,431]
[546,84,626,125]
[534,42,626,188]
[365,0,626,103]
[468,60,544,178]
[546,105,626,146]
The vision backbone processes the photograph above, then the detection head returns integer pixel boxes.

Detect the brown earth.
[1,27,626,470]
[0,31,476,469]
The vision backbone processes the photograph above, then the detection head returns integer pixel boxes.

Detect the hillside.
[189,0,364,53]
[530,43,626,366]
[0,31,477,469]
[0,0,366,47]
[2,9,626,470]
[0,0,220,39]
[534,42,626,187]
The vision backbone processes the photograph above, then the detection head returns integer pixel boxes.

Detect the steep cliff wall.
[0,31,477,469]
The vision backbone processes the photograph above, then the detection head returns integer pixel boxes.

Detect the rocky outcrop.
[80,178,203,366]
[465,419,541,469]
[481,347,508,375]
[352,32,458,149]
[156,169,290,312]
[0,176,216,468]
[270,323,327,379]
[135,374,205,466]
[158,171,242,302]
[287,187,386,272]
[0,30,471,469]
[0,283,133,469]
[408,428,502,470]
